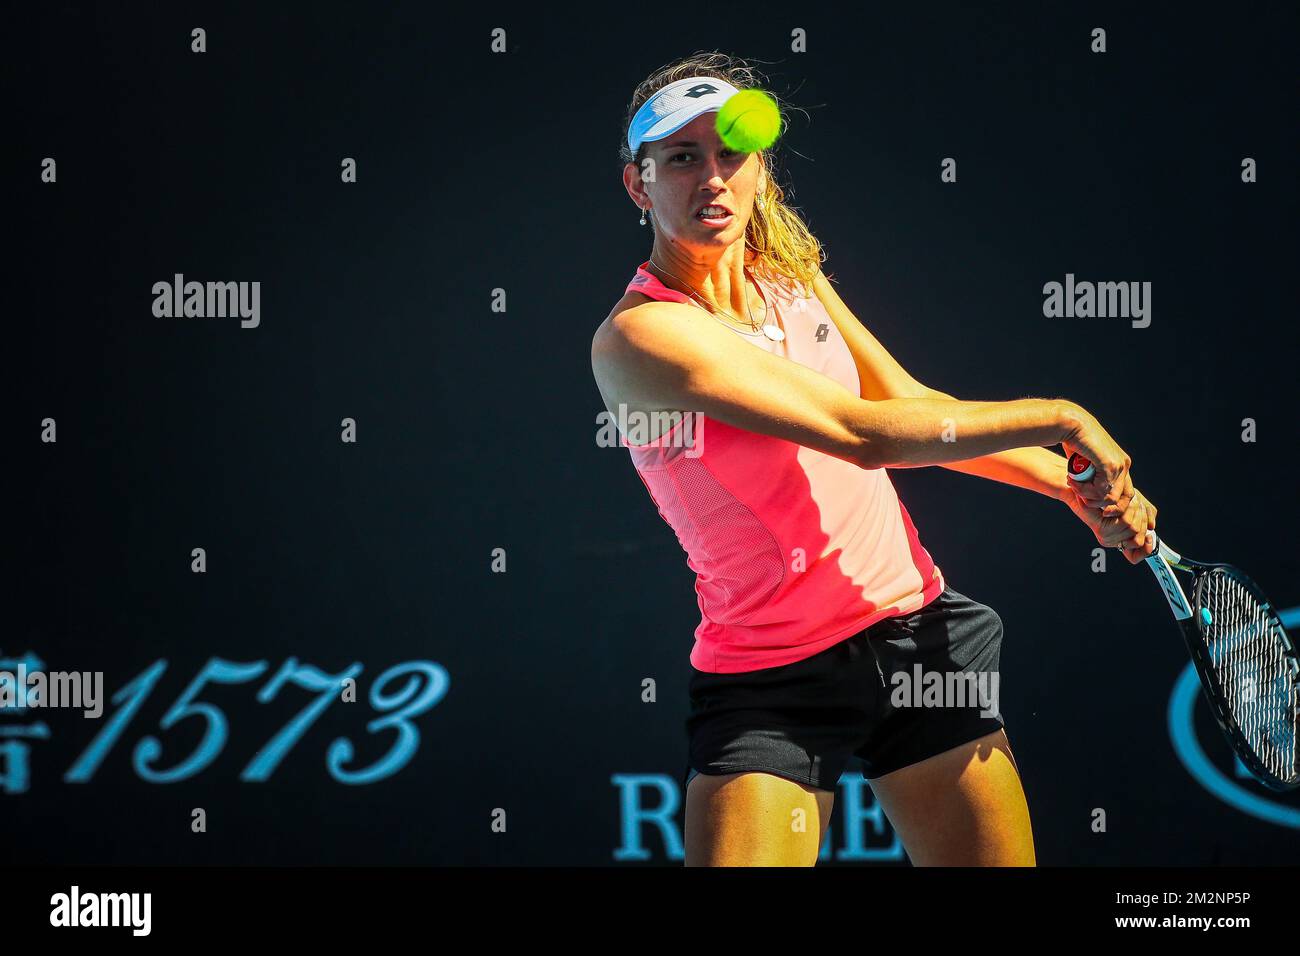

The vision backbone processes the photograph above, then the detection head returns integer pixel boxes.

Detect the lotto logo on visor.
[627,76,742,154]
[681,82,723,98]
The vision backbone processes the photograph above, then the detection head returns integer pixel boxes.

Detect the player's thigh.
[685,771,834,866]
[869,729,1035,867]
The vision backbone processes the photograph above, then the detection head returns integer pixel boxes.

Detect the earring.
[639,206,649,225]
[756,196,765,211]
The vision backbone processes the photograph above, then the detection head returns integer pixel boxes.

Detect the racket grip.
[1066,452,1095,483]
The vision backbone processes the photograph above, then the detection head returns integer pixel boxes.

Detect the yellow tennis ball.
[716,89,782,152]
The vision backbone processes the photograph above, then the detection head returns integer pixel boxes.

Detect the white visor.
[627,76,742,156]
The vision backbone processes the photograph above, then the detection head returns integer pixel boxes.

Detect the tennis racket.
[1067,452,1300,791]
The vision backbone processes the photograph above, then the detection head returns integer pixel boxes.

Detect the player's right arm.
[591,300,1129,480]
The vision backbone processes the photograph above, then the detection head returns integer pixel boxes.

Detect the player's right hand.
[1061,405,1131,514]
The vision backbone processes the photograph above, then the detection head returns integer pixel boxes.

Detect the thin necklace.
[648,256,786,342]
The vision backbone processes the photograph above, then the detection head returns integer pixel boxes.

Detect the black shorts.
[685,587,1006,792]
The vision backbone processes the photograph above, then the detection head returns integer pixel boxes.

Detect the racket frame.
[1146,531,1299,792]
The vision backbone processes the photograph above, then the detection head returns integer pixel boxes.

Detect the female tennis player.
[590,53,1159,866]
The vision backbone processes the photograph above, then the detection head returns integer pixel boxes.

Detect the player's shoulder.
[592,292,699,407]
[593,290,695,361]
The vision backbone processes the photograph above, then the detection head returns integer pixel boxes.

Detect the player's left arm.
[812,268,1157,559]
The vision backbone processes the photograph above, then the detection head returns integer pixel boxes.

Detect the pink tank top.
[620,260,945,673]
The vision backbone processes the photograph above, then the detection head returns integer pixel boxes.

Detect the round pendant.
[762,324,785,342]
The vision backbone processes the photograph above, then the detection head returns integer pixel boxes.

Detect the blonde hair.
[620,51,824,293]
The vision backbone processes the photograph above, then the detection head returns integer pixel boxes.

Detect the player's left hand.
[1063,478,1159,565]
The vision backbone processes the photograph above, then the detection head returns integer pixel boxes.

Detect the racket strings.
[1199,571,1299,784]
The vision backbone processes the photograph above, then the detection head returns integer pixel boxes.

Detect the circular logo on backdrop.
[1167,661,1300,829]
